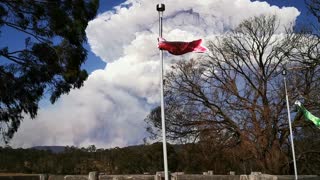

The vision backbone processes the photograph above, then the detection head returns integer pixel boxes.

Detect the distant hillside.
[31,146,65,153]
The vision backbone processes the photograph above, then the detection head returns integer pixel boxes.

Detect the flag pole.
[282,68,298,180]
[157,4,169,180]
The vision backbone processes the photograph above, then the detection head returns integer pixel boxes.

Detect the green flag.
[295,101,320,128]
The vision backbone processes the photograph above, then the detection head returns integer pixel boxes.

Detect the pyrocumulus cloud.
[10,0,300,148]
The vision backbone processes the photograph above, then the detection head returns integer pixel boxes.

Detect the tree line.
[1,138,319,175]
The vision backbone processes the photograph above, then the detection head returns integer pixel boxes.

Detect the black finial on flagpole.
[157,4,165,12]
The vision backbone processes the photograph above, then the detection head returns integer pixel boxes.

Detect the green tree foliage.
[0,0,99,143]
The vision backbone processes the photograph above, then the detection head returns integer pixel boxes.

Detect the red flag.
[157,37,207,55]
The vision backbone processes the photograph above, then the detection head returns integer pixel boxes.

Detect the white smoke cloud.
[9,0,300,148]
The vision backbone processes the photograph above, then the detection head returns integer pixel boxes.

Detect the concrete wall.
[172,175,240,180]
[99,175,154,180]
[0,173,318,180]
[64,175,88,180]
[275,175,319,180]
[48,175,65,180]
[238,174,320,180]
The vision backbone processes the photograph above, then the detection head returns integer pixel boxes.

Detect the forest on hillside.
[1,138,319,176]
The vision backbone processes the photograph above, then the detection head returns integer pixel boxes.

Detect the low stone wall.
[48,175,65,180]
[0,172,318,180]
[172,175,240,180]
[238,174,320,180]
[275,175,319,180]
[99,175,154,180]
[64,175,88,180]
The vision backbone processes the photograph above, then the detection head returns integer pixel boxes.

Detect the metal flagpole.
[282,68,298,180]
[156,4,169,180]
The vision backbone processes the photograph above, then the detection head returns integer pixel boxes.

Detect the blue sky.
[5,0,317,148]
[83,0,126,72]
[262,0,316,26]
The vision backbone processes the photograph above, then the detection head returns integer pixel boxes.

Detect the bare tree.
[146,15,320,174]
